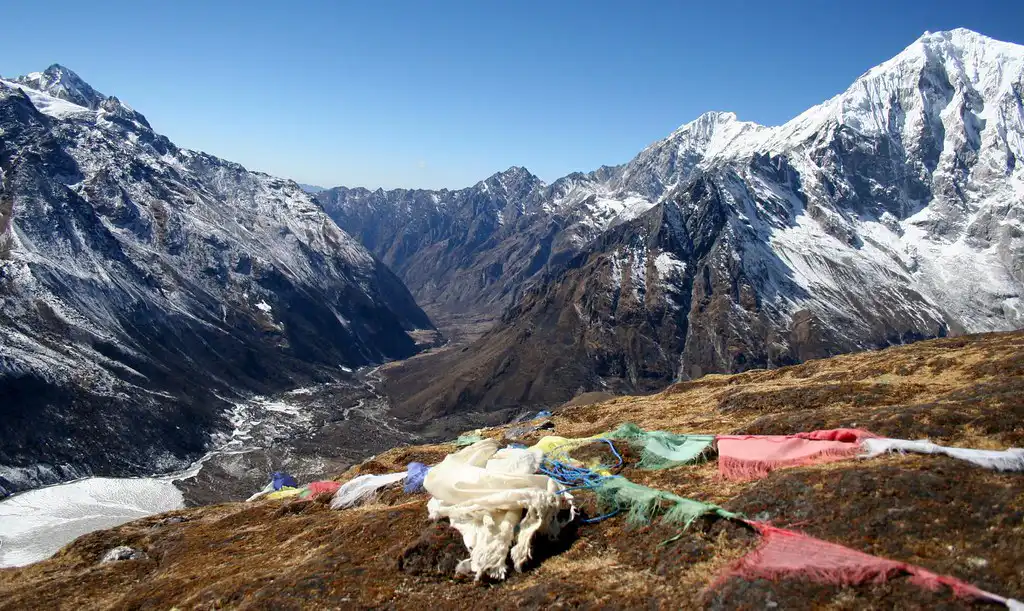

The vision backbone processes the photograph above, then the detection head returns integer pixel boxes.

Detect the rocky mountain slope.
[320,104,761,319]
[319,167,556,317]
[374,28,1024,419]
[322,159,688,318]
[1,331,1020,610]
[0,66,433,495]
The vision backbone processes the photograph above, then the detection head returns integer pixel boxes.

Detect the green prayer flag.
[454,434,485,447]
[593,477,739,527]
[606,423,716,469]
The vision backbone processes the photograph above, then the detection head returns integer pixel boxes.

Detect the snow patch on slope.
[0,79,93,119]
[0,478,183,567]
[654,252,687,278]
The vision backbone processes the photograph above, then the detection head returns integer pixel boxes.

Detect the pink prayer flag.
[717,429,876,481]
[302,480,342,498]
[713,522,1003,606]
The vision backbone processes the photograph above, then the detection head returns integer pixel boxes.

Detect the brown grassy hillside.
[1,331,1022,610]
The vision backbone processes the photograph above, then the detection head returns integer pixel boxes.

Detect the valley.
[0,27,1022,597]
[0,65,434,496]
[4,28,1024,498]
[327,29,1024,426]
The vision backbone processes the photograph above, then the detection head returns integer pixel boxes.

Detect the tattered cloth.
[455,433,486,447]
[717,429,877,480]
[271,472,298,490]
[862,438,1024,472]
[530,435,605,459]
[299,480,342,499]
[423,438,566,581]
[606,423,716,470]
[330,472,407,509]
[593,477,739,527]
[404,462,430,493]
[715,522,1024,609]
[264,487,302,500]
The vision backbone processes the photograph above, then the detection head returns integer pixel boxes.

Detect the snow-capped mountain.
[320,111,790,318]
[0,65,433,495]
[12,65,107,110]
[319,161,673,317]
[374,29,1024,419]
[318,166,564,315]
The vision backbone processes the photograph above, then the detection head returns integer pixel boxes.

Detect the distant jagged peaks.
[613,27,1024,195]
[478,165,544,195]
[671,111,741,136]
[615,110,763,201]
[659,30,1023,139]
[495,165,534,178]
[322,29,1024,323]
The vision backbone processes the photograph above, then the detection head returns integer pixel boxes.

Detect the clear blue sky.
[3,0,1022,189]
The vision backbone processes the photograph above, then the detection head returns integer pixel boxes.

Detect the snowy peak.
[910,29,1024,119]
[911,28,1024,80]
[13,64,106,110]
[762,28,1024,154]
[478,166,544,198]
[495,165,533,178]
[858,27,1024,108]
[4,65,153,130]
[615,111,764,200]
[669,111,740,138]
[665,110,766,157]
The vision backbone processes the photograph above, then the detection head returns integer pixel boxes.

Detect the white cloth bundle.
[424,438,566,580]
[862,438,1024,472]
[329,472,407,510]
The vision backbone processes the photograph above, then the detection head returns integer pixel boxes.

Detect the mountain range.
[1,28,1022,494]
[0,66,432,495]
[323,28,1023,419]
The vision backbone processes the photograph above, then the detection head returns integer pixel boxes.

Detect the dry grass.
[0,331,1021,609]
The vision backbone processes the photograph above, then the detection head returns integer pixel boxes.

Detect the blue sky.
[3,1,1022,189]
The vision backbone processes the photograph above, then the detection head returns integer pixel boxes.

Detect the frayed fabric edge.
[709,522,1022,609]
[718,445,863,481]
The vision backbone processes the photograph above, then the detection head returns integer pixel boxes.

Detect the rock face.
[319,164,668,317]
[321,102,782,321]
[0,65,433,495]
[376,29,1024,419]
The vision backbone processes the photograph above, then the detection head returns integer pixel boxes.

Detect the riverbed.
[0,369,420,568]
